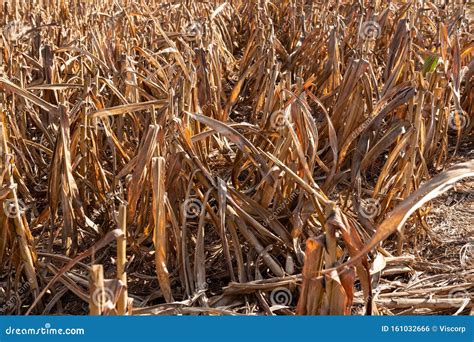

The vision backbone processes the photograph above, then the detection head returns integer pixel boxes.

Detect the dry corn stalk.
[116,204,128,315]
[89,264,104,315]
[0,0,472,316]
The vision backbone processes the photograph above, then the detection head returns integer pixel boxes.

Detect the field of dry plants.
[0,0,473,316]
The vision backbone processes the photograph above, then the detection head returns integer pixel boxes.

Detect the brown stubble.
[0,0,472,315]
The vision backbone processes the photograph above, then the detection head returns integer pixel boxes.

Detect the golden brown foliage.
[0,0,472,315]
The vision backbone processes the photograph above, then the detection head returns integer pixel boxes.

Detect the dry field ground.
[0,0,473,315]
